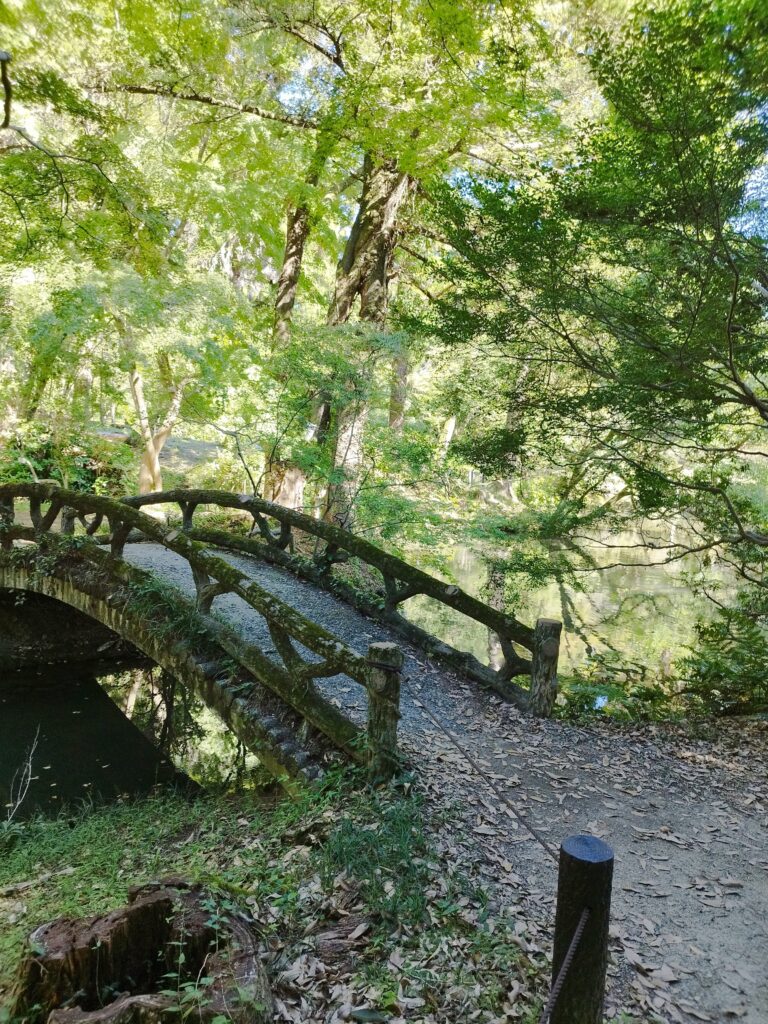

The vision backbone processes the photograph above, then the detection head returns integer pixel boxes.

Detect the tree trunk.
[273,134,335,348]
[264,459,306,510]
[327,156,411,327]
[266,136,336,506]
[123,672,143,719]
[273,203,312,348]
[325,395,367,528]
[20,360,55,420]
[440,414,457,460]
[388,352,408,431]
[129,365,185,495]
[323,156,414,526]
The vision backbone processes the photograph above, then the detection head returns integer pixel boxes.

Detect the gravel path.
[126,542,768,1024]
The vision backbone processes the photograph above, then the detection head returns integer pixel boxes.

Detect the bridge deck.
[126,541,440,734]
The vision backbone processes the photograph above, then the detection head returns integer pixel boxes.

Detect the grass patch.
[0,771,547,1021]
[320,794,430,928]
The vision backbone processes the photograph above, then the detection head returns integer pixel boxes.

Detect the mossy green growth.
[0,781,330,996]
[320,792,430,928]
[121,574,210,647]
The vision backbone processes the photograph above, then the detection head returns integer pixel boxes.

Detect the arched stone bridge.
[0,484,562,790]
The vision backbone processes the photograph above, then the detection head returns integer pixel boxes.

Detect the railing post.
[550,834,614,1024]
[0,497,13,550]
[61,507,76,535]
[179,500,197,533]
[366,641,403,783]
[529,617,562,717]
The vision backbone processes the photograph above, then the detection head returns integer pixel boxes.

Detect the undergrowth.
[0,770,547,1023]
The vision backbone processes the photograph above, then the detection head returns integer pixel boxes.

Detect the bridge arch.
[0,555,328,789]
[0,588,139,670]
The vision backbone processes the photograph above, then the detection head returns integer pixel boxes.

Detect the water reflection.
[0,663,263,820]
[0,667,186,817]
[100,667,260,788]
[404,530,733,680]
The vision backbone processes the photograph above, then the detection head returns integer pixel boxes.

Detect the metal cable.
[400,677,559,864]
[538,906,590,1024]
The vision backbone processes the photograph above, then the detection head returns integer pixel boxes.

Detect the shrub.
[0,422,133,495]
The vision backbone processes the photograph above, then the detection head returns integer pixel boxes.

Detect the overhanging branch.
[112,83,318,130]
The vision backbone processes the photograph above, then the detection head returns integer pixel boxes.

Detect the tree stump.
[10,879,272,1024]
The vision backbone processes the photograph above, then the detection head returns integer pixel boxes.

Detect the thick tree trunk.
[264,458,306,510]
[325,395,367,528]
[136,423,177,495]
[129,365,185,496]
[273,134,335,348]
[323,156,414,526]
[327,156,411,327]
[137,441,162,495]
[273,203,312,348]
[267,137,336,506]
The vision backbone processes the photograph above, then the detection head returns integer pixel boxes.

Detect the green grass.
[0,771,548,1021]
[0,781,330,992]
[320,793,431,927]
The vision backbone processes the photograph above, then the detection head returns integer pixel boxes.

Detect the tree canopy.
[2,0,767,714]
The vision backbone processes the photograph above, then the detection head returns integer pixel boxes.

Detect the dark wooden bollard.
[366,642,403,783]
[550,834,614,1024]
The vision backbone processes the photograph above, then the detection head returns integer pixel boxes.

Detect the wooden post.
[551,834,614,1024]
[366,641,403,783]
[109,520,132,558]
[0,496,13,550]
[178,500,197,533]
[529,617,562,717]
[61,507,76,535]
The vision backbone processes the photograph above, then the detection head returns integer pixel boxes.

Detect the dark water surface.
[0,667,186,817]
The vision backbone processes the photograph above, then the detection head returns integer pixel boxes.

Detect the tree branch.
[283,25,344,69]
[111,83,318,130]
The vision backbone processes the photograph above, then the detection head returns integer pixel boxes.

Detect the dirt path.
[127,543,768,1024]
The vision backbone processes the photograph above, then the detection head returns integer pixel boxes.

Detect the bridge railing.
[121,488,562,715]
[0,483,408,776]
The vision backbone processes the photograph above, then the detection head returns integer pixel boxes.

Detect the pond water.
[0,663,258,819]
[0,665,188,818]
[404,529,734,682]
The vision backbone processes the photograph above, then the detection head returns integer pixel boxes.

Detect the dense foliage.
[1,0,767,715]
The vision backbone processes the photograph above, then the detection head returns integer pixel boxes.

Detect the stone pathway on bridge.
[126,542,768,1024]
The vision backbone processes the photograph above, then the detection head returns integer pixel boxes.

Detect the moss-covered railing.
[0,483,403,785]
[120,489,562,715]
